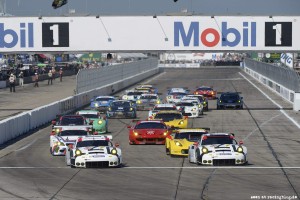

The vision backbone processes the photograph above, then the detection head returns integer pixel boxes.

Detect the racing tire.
[70,159,76,168]
[216,105,220,110]
[166,148,170,155]
[196,149,201,165]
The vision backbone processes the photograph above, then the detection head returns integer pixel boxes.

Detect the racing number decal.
[42,23,69,47]
[265,22,292,46]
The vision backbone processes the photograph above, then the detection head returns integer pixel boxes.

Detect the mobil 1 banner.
[265,22,292,46]
[42,23,69,47]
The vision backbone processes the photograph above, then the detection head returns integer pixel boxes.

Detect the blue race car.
[106,100,137,118]
[217,92,243,109]
[90,96,115,113]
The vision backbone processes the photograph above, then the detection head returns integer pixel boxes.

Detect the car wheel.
[166,148,170,155]
[217,105,220,110]
[70,158,75,168]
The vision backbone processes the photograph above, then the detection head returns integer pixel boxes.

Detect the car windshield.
[76,140,109,147]
[111,101,130,107]
[80,114,98,119]
[176,102,194,107]
[201,136,236,145]
[174,132,205,142]
[127,92,143,96]
[220,94,240,101]
[140,96,157,99]
[60,117,85,125]
[59,130,88,136]
[95,97,114,101]
[154,107,176,111]
[198,87,212,91]
[135,122,167,129]
[170,92,186,96]
[154,113,182,120]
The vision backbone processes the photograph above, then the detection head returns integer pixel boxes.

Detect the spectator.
[52,67,56,80]
[59,68,63,82]
[18,71,24,87]
[34,73,39,87]
[9,73,16,92]
[48,70,53,85]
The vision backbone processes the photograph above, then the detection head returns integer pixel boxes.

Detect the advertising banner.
[0,16,299,52]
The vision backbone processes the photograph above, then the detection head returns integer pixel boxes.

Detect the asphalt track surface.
[0,67,300,200]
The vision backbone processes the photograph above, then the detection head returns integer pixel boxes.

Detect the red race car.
[194,86,217,99]
[128,120,172,145]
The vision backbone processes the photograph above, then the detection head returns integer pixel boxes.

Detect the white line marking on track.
[243,113,282,141]
[0,167,69,169]
[15,139,37,151]
[239,72,300,129]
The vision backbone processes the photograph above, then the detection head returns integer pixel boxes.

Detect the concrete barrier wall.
[0,63,159,145]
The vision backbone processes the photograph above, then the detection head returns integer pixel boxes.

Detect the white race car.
[148,103,177,118]
[50,125,92,156]
[136,93,161,111]
[175,100,200,118]
[65,135,122,168]
[180,96,203,115]
[188,133,247,165]
[122,90,143,102]
[166,88,189,104]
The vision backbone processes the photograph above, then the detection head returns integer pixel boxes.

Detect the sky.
[1,0,300,17]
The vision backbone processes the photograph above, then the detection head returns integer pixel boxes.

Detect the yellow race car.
[152,111,188,129]
[165,128,209,156]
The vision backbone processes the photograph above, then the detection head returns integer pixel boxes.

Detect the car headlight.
[133,132,138,136]
[55,128,60,133]
[156,100,160,104]
[130,107,133,111]
[238,100,241,103]
[202,147,208,154]
[219,100,222,103]
[108,107,112,111]
[203,102,207,104]
[75,149,82,156]
[237,146,243,153]
[167,96,171,99]
[192,108,196,111]
[175,141,182,146]
[98,120,103,124]
[56,141,64,146]
[123,96,128,99]
[95,103,99,107]
[111,149,117,155]
[137,100,141,104]
[179,120,184,125]
[163,132,168,136]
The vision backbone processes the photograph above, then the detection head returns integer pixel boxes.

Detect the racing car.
[106,100,137,118]
[180,96,204,115]
[135,84,158,94]
[184,94,208,111]
[76,110,108,134]
[151,111,188,129]
[166,88,189,104]
[122,90,144,102]
[194,86,217,99]
[148,103,177,118]
[175,100,201,118]
[217,92,244,109]
[51,115,88,127]
[188,133,247,165]
[128,120,171,145]
[136,93,161,111]
[90,96,115,113]
[65,135,122,168]
[50,125,91,156]
[165,128,209,156]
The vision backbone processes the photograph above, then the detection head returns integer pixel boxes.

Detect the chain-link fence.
[244,58,300,92]
[76,58,158,94]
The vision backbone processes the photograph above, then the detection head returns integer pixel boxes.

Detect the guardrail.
[244,58,300,105]
[0,59,159,145]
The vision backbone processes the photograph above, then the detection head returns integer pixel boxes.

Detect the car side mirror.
[127,126,131,129]
[241,97,243,99]
[115,143,120,147]
[239,141,244,145]
[89,121,94,125]
[51,120,56,125]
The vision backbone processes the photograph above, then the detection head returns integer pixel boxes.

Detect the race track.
[0,67,299,200]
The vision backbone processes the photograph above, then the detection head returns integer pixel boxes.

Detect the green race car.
[77,110,108,134]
